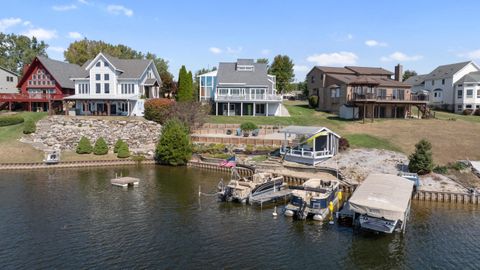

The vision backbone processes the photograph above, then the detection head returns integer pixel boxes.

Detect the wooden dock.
[111,177,140,188]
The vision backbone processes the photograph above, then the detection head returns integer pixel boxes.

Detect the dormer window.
[96,61,101,67]
[237,65,254,71]
[104,61,109,67]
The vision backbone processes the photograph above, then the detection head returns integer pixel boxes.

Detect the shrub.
[474,109,480,116]
[144,98,175,124]
[408,139,434,175]
[462,109,473,115]
[155,119,192,166]
[0,114,24,126]
[76,136,93,154]
[131,154,145,163]
[433,165,448,174]
[308,96,318,108]
[339,137,350,152]
[240,122,258,132]
[23,118,36,134]
[117,142,130,158]
[172,101,209,131]
[114,139,125,153]
[450,161,468,171]
[93,137,109,155]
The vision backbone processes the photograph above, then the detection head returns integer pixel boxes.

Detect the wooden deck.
[111,177,140,187]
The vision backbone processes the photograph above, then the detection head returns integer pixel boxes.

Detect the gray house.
[198,59,285,116]
[0,66,19,93]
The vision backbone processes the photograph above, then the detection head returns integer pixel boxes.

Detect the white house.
[454,71,480,113]
[408,61,480,111]
[198,59,285,116]
[0,66,19,93]
[66,53,162,116]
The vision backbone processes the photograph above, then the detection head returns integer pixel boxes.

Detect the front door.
[111,104,117,115]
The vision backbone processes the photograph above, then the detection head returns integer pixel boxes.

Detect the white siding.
[0,69,18,93]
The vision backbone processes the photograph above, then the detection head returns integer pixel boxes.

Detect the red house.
[0,56,83,113]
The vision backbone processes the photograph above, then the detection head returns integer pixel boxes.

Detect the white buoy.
[273,206,278,217]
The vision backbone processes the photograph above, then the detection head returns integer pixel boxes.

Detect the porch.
[214,102,280,116]
[64,95,139,116]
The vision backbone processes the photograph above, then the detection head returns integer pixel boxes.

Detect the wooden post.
[29,101,32,112]
[371,104,374,123]
[107,100,111,116]
[394,105,397,119]
[8,101,12,111]
[363,103,366,124]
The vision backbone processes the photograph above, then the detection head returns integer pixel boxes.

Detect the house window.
[231,88,240,96]
[442,79,445,85]
[28,80,32,85]
[104,83,110,94]
[467,89,473,98]
[96,61,101,67]
[104,74,109,80]
[218,88,228,96]
[432,80,434,85]
[96,74,101,80]
[311,76,315,83]
[458,84,463,87]
[457,90,463,99]
[96,83,101,93]
[466,104,472,109]
[104,61,109,67]
[477,105,480,109]
[477,90,480,98]
[457,105,462,110]
[255,104,265,114]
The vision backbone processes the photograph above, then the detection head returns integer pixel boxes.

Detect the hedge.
[23,118,36,134]
[0,115,24,127]
[144,98,175,124]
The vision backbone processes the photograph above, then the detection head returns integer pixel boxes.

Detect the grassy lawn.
[207,101,480,164]
[0,112,47,143]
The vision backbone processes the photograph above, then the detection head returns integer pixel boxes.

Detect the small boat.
[43,150,60,164]
[217,169,283,204]
[284,179,340,220]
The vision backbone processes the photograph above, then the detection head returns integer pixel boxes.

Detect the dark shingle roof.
[217,60,273,90]
[313,66,355,75]
[424,61,473,80]
[37,56,83,89]
[0,66,19,77]
[103,54,151,79]
[345,66,393,76]
[327,73,410,88]
[404,74,427,86]
[457,71,480,84]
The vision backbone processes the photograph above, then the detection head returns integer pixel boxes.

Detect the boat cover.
[348,173,414,222]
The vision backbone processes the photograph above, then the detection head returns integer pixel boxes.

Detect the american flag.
[219,156,236,168]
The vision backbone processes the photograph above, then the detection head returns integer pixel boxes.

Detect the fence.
[191,135,283,146]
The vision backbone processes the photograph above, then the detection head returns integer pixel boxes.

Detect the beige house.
[306,65,429,120]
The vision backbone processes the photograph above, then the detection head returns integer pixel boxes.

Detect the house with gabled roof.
[66,52,162,116]
[198,59,286,116]
[0,56,83,112]
[307,64,429,120]
[0,66,19,94]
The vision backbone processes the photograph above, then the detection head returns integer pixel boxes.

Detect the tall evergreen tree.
[408,139,434,175]
[177,65,190,101]
[269,55,295,93]
[187,71,194,100]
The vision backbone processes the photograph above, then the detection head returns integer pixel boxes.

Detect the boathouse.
[280,125,340,166]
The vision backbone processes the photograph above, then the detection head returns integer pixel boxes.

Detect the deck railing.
[352,93,429,102]
[281,147,331,158]
[215,94,282,102]
[0,93,65,101]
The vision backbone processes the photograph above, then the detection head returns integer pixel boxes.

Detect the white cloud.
[22,28,58,40]
[23,21,31,26]
[0,17,22,32]
[261,49,270,55]
[68,31,83,39]
[293,65,309,72]
[458,49,480,59]
[209,47,222,54]
[226,46,242,54]
[48,46,66,53]
[347,34,353,40]
[107,5,133,17]
[78,0,89,4]
[307,51,358,66]
[365,39,387,47]
[52,4,77,11]
[381,51,423,62]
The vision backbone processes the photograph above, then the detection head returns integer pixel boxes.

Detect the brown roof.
[313,66,355,74]
[327,74,410,88]
[345,66,394,76]
[350,76,380,85]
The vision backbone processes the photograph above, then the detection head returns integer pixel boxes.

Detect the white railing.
[215,94,282,101]
[281,147,331,158]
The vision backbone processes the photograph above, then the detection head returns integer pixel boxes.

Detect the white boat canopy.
[279,126,340,139]
[348,173,414,222]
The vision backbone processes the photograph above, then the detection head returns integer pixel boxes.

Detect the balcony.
[215,94,282,102]
[352,93,429,103]
[0,93,65,102]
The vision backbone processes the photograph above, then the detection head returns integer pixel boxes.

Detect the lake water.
[0,166,479,269]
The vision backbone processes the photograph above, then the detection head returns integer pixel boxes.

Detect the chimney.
[394,64,403,82]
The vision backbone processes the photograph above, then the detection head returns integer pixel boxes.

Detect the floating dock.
[111,177,140,188]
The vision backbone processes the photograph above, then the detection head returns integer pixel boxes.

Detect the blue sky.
[1,0,480,80]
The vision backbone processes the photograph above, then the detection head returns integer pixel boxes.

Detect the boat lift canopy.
[348,173,414,222]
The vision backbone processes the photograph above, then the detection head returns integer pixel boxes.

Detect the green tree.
[177,65,190,101]
[76,136,93,154]
[117,142,130,158]
[187,71,194,100]
[23,118,36,134]
[114,139,125,153]
[403,70,418,81]
[155,119,192,166]
[269,55,295,93]
[93,137,109,155]
[256,58,269,67]
[146,52,174,94]
[408,139,434,175]
[0,33,48,74]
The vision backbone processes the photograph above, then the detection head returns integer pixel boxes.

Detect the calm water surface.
[0,166,479,269]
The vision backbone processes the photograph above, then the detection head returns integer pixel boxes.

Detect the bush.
[450,161,468,171]
[114,139,125,153]
[172,101,209,131]
[155,119,192,166]
[76,136,93,154]
[433,165,448,174]
[144,98,175,124]
[23,118,36,134]
[408,139,434,175]
[93,137,109,155]
[0,114,24,126]
[474,109,480,116]
[117,142,130,158]
[240,122,258,132]
[339,137,350,152]
[308,96,318,108]
[462,109,473,115]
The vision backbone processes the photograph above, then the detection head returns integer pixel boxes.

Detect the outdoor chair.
[252,129,259,137]
[236,128,242,136]
[226,129,232,135]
